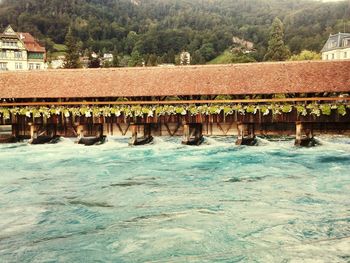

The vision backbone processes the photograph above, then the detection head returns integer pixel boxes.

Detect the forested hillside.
[0,0,349,64]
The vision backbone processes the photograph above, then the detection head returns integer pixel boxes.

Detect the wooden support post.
[144,124,151,138]
[29,124,38,140]
[182,123,190,143]
[235,122,257,146]
[12,124,18,138]
[129,124,138,145]
[102,123,108,136]
[97,124,104,137]
[194,124,203,139]
[295,122,302,143]
[77,125,85,138]
[248,123,255,139]
[236,122,245,142]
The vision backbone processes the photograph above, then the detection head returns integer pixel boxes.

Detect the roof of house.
[0,25,45,53]
[321,33,350,52]
[0,25,17,38]
[18,32,45,53]
[0,60,349,99]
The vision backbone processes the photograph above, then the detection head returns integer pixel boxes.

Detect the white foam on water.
[0,206,45,238]
[203,137,233,148]
[314,136,350,152]
[151,137,183,150]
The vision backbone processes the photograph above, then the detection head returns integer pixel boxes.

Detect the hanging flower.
[337,105,347,116]
[260,105,270,116]
[223,106,233,115]
[281,104,293,113]
[307,104,321,117]
[245,105,257,114]
[320,104,332,116]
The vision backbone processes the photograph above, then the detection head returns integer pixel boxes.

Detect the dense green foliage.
[289,50,321,61]
[0,0,349,64]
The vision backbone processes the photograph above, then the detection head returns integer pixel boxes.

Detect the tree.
[147,54,158,66]
[128,50,143,67]
[191,50,205,65]
[199,43,216,61]
[64,27,81,68]
[264,18,290,61]
[289,50,321,61]
[112,51,119,67]
[125,31,139,53]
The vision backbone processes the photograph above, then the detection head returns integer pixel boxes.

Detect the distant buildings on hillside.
[180,52,191,65]
[0,25,46,71]
[321,33,350,60]
[232,36,255,54]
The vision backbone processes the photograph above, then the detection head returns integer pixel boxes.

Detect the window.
[35,64,41,70]
[345,52,348,59]
[29,63,34,70]
[0,51,6,58]
[14,51,22,58]
[3,40,18,47]
[0,62,7,71]
[326,54,329,60]
[332,53,335,59]
[328,41,336,49]
[15,63,23,70]
[28,53,44,59]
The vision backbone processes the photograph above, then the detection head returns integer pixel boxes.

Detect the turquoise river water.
[0,136,349,262]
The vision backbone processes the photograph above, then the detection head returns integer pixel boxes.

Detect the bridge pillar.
[29,123,38,140]
[182,123,204,146]
[295,122,316,147]
[235,122,257,146]
[129,124,153,146]
[76,124,85,138]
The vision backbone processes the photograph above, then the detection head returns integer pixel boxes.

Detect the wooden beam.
[0,97,350,107]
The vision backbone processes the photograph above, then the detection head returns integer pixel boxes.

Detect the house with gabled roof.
[321,32,350,60]
[0,25,46,71]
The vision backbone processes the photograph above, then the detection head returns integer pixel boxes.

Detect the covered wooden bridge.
[0,60,349,145]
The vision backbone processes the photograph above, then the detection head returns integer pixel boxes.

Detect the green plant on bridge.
[0,103,349,120]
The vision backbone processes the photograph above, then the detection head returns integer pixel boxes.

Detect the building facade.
[180,52,191,65]
[0,25,46,71]
[321,33,350,60]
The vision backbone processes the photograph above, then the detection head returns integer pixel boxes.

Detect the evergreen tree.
[64,27,81,68]
[112,51,119,67]
[128,50,143,67]
[264,18,290,61]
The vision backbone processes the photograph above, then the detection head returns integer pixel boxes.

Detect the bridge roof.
[0,60,349,99]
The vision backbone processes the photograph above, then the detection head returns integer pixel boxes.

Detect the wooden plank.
[0,97,350,107]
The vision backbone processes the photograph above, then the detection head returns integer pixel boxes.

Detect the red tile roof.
[18,32,45,53]
[0,61,349,99]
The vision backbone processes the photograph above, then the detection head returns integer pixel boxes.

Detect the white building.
[321,33,350,60]
[103,53,113,62]
[50,56,65,69]
[180,52,191,65]
[0,25,46,71]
